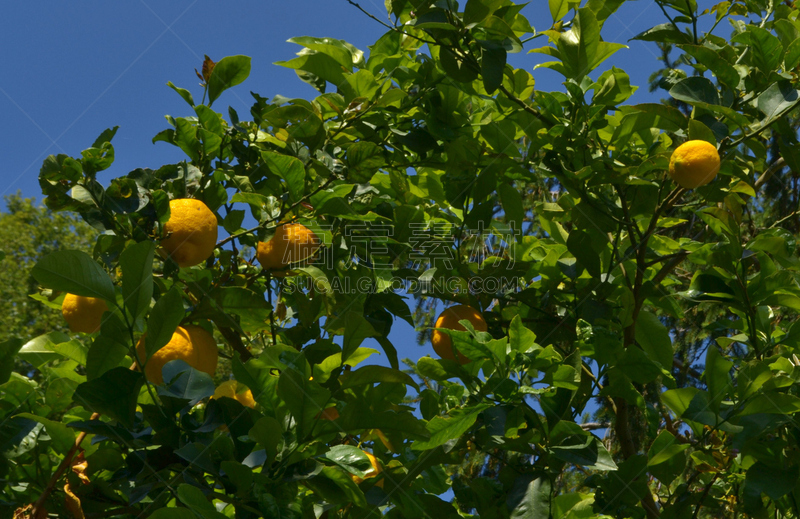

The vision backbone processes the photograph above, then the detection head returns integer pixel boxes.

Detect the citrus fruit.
[351,450,383,488]
[161,198,218,268]
[431,304,487,364]
[135,324,218,385]
[256,222,320,273]
[317,407,339,421]
[61,294,109,333]
[213,380,256,409]
[668,140,720,189]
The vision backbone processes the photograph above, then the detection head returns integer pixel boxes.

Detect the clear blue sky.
[1,1,676,366]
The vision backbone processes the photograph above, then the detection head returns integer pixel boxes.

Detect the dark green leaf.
[413,405,490,450]
[0,339,23,384]
[342,312,377,362]
[32,250,115,302]
[756,80,800,122]
[249,416,282,463]
[679,44,740,90]
[261,151,305,202]
[144,287,184,359]
[15,413,75,454]
[177,483,228,519]
[669,77,720,106]
[481,45,506,94]
[119,240,155,320]
[635,311,673,369]
[73,367,143,428]
[631,23,691,44]
[507,473,551,519]
[339,365,419,390]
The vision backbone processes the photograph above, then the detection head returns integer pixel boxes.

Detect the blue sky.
[1,1,676,366]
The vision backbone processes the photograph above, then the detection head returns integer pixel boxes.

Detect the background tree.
[7,1,800,518]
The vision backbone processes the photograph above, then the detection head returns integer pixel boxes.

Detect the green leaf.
[635,311,673,369]
[735,26,783,73]
[687,119,717,145]
[417,356,451,381]
[119,240,155,320]
[440,47,479,83]
[18,332,71,367]
[342,311,377,362]
[91,126,119,148]
[465,0,505,25]
[277,368,331,437]
[631,23,692,44]
[661,387,699,417]
[0,339,23,385]
[72,367,144,428]
[167,81,195,107]
[148,509,199,519]
[346,141,385,183]
[318,466,367,507]
[740,392,800,415]
[745,462,799,501]
[704,346,732,410]
[217,287,270,333]
[647,430,688,485]
[498,182,524,234]
[566,229,601,278]
[481,45,507,94]
[15,413,75,454]
[32,250,115,302]
[208,55,252,107]
[756,80,800,122]
[323,445,373,477]
[261,151,305,202]
[177,483,228,519]
[679,44,740,90]
[508,473,552,519]
[550,436,617,471]
[86,338,128,381]
[339,365,419,391]
[412,405,490,450]
[548,0,570,21]
[585,0,626,23]
[249,416,282,463]
[220,460,253,494]
[784,37,800,70]
[144,287,184,359]
[509,315,537,353]
[160,361,216,403]
[669,76,720,106]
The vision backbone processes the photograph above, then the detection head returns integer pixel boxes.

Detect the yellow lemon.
[256,223,320,274]
[135,325,218,385]
[668,140,720,189]
[351,450,383,488]
[213,380,256,409]
[431,304,487,364]
[61,294,109,333]
[161,199,218,268]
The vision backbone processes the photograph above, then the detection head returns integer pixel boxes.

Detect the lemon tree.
[6,1,800,518]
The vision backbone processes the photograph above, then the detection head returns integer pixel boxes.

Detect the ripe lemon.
[213,380,256,409]
[161,199,218,268]
[431,304,487,364]
[135,324,218,385]
[256,223,320,274]
[668,140,720,189]
[61,294,109,333]
[351,450,383,488]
